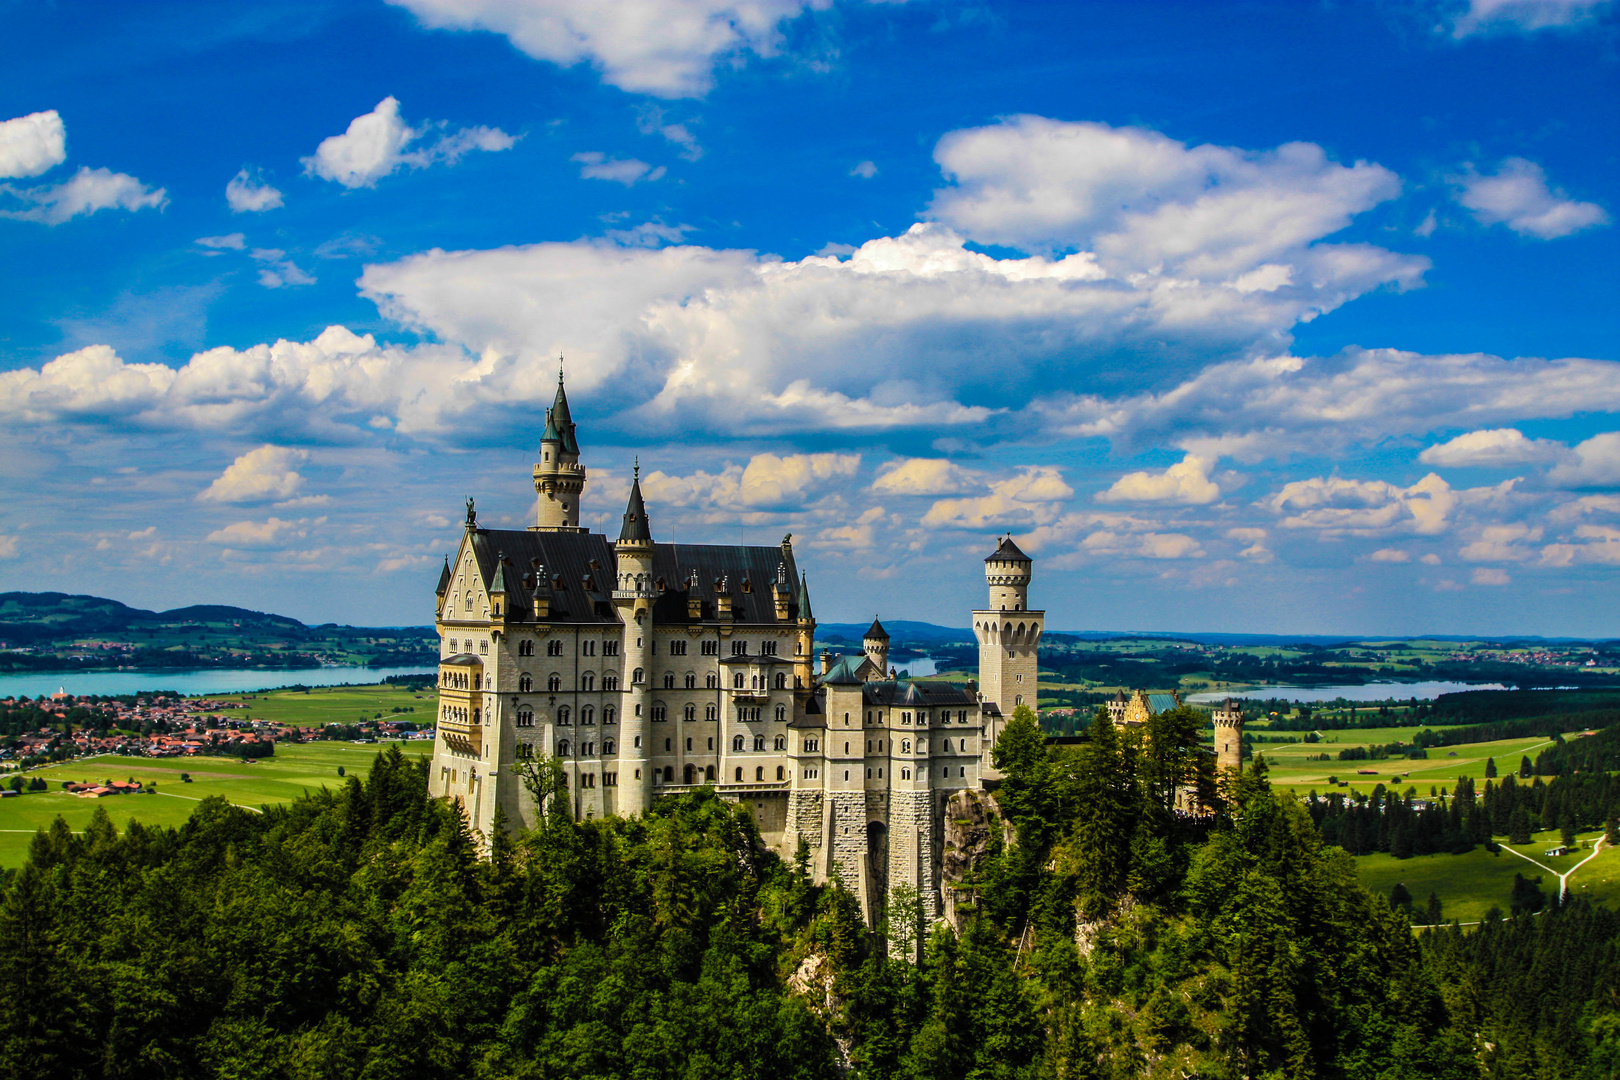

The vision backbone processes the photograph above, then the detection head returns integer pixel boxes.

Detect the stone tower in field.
[972,536,1043,719]
[534,371,587,531]
[1212,698,1244,774]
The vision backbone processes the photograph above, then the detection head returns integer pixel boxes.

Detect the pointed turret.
[533,363,588,531]
[436,556,451,596]
[547,369,579,454]
[797,572,814,621]
[618,461,652,543]
[862,617,889,677]
[864,617,889,641]
[490,551,510,596]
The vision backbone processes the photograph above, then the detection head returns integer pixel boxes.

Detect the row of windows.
[556,739,618,756]
[445,638,489,656]
[493,637,796,660]
[554,706,616,725]
[864,709,972,726]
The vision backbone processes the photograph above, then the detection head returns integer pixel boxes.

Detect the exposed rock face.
[787,953,852,1074]
[939,788,1002,929]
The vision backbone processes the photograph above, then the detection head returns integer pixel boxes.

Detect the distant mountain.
[0,592,308,642]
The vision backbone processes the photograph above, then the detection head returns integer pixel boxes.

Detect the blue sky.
[1,0,1616,635]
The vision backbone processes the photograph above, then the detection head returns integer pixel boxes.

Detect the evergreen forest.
[0,708,1615,1079]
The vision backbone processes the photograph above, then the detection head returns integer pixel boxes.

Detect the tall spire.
[546,360,579,455]
[618,459,651,543]
[797,571,814,621]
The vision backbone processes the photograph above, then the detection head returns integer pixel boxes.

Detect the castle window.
[519,640,533,656]
[547,640,563,656]
[685,673,697,689]
[684,704,696,721]
[670,640,687,656]
[582,673,595,691]
[943,739,951,751]
[902,740,911,753]
[775,705,786,721]
[603,640,619,656]
[603,706,616,724]
[547,674,561,692]
[583,641,596,657]
[583,742,595,755]
[684,763,696,784]
[701,641,719,656]
[902,768,911,780]
[519,674,532,692]
[582,707,595,725]
[603,739,615,755]
[731,735,745,752]
[866,768,871,778]
[479,640,488,655]
[557,706,571,725]
[517,710,534,728]
[558,740,571,756]
[755,766,764,782]
[663,766,674,782]
[774,673,786,689]
[705,766,715,781]
[761,641,777,656]
[735,767,743,782]
[753,736,766,752]
[773,735,786,751]
[705,705,717,721]
[902,712,911,725]
[733,672,745,689]
[602,674,619,691]
[775,766,784,781]
[707,674,719,689]
[877,768,883,778]
[731,641,747,656]
[652,705,666,722]
[664,673,675,689]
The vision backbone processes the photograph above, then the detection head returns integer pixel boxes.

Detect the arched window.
[581,707,595,726]
[732,735,745,752]
[755,766,764,782]
[663,766,674,782]
[773,735,786,751]
[684,764,696,784]
[775,705,786,721]
[581,673,595,692]
[558,740,571,756]
[602,674,618,691]
[705,704,717,721]
[774,672,786,689]
[902,740,911,753]
[519,674,532,692]
[776,766,785,781]
[753,736,765,752]
[547,640,563,656]
[518,640,533,656]
[603,739,615,755]
[663,673,675,689]
[547,674,561,692]
[943,738,952,751]
[517,709,533,728]
[632,668,643,684]
[685,673,697,689]
[603,706,616,724]
[705,765,715,781]
[707,673,718,689]
[557,706,571,725]
[734,767,743,782]
[750,675,759,689]
[733,672,745,689]
[684,704,696,721]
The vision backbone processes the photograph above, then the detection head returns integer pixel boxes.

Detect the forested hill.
[0,592,435,671]
[3,713,1614,1078]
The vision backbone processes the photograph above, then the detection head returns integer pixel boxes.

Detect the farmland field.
[209,682,434,727]
[1254,734,1557,799]
[0,740,432,868]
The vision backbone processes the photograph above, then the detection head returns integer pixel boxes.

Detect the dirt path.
[1499,836,1606,901]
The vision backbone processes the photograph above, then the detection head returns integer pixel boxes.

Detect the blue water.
[0,666,435,700]
[1185,681,1509,704]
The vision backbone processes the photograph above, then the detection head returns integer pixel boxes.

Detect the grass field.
[1355,830,1620,923]
[0,740,431,868]
[210,683,434,727]
[1256,734,1556,799]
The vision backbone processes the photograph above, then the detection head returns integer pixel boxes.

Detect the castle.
[428,374,1234,923]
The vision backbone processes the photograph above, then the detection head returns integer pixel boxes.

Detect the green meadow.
[209,682,434,727]
[0,740,431,868]
[1254,733,1557,799]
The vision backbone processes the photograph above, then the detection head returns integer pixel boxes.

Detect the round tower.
[863,618,890,678]
[614,463,655,815]
[1213,698,1244,774]
[985,534,1032,611]
[534,368,587,531]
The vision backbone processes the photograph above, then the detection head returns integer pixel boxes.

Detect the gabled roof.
[986,535,1030,562]
[819,654,868,686]
[860,679,979,707]
[863,617,889,641]
[1147,692,1180,715]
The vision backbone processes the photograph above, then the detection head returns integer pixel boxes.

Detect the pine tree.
[1508,803,1532,845]
[1424,892,1443,926]
[1519,755,1533,779]
[1484,757,1497,778]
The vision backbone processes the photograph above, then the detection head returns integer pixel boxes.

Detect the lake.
[1185,681,1510,704]
[0,666,436,700]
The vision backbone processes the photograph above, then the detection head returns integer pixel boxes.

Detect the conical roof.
[985,534,1030,562]
[797,571,814,621]
[490,552,510,593]
[864,617,889,641]
[436,557,451,595]
[541,369,580,454]
[618,465,651,543]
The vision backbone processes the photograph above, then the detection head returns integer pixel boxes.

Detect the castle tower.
[863,618,890,678]
[533,369,587,532]
[794,564,816,690]
[973,536,1044,718]
[1213,698,1244,775]
[614,463,655,815]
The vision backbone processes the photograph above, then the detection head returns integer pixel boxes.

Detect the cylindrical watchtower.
[614,464,654,815]
[985,536,1032,612]
[1213,698,1244,774]
[534,370,587,531]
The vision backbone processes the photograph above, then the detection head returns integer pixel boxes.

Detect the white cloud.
[1540,524,1620,566]
[1547,432,1620,488]
[1449,0,1612,37]
[302,97,515,188]
[387,0,834,97]
[0,110,67,179]
[929,116,1417,289]
[922,467,1073,529]
[572,152,665,185]
[1419,427,1565,466]
[850,160,877,179]
[1548,494,1620,523]
[205,516,316,549]
[1471,567,1511,585]
[195,233,247,251]
[641,452,859,511]
[250,248,316,289]
[637,109,705,160]
[871,458,983,496]
[1080,530,1204,560]
[226,167,284,212]
[1096,453,1221,505]
[0,166,166,225]
[1459,523,1543,562]
[1366,548,1411,562]
[1225,526,1272,562]
[199,445,309,503]
[0,535,17,559]
[1265,473,1458,535]
[1453,157,1608,239]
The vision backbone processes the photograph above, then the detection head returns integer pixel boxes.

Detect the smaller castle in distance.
[428,373,1243,923]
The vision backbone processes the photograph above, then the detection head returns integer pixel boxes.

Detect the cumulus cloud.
[1453,157,1609,239]
[205,516,317,549]
[850,160,877,179]
[870,458,983,496]
[226,167,284,212]
[572,152,665,185]
[0,166,167,225]
[0,110,67,179]
[0,535,18,560]
[198,445,309,503]
[922,467,1073,529]
[1225,526,1272,562]
[195,233,247,251]
[1266,473,1458,535]
[1080,529,1204,560]
[250,248,316,289]
[1547,432,1620,488]
[1471,566,1511,585]
[929,116,1419,290]
[1096,453,1221,505]
[302,97,515,188]
[1419,427,1566,467]
[387,0,836,97]
[1448,0,1613,37]
[1459,523,1543,562]
[1540,524,1620,566]
[641,452,859,511]
[1366,548,1412,562]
